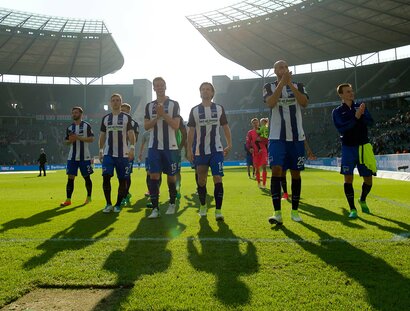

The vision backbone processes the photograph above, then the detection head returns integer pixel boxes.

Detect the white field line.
[0,235,408,244]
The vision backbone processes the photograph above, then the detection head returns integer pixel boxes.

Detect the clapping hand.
[281,70,292,86]
[355,102,366,119]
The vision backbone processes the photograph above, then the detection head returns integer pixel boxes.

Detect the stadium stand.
[0,82,146,164]
[215,58,410,111]
[213,58,410,161]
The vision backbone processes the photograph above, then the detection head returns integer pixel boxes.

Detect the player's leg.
[147,149,162,218]
[341,146,358,218]
[288,141,305,222]
[261,148,268,188]
[344,174,357,218]
[175,151,182,199]
[102,155,114,213]
[62,176,75,206]
[357,166,373,213]
[121,160,133,207]
[196,164,209,216]
[210,152,224,221]
[190,162,199,194]
[112,158,130,213]
[261,164,267,188]
[61,160,78,206]
[145,157,151,196]
[254,158,261,187]
[79,160,93,204]
[268,140,286,225]
[195,154,211,216]
[164,150,178,215]
[246,154,252,178]
[281,170,288,200]
[289,170,303,222]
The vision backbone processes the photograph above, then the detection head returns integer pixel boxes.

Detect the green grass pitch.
[0,167,409,310]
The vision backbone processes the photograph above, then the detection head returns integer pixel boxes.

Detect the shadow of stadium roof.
[187,0,410,70]
[0,8,124,77]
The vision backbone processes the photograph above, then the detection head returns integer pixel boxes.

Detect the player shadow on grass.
[187,218,259,307]
[352,210,410,237]
[372,214,410,232]
[184,193,215,210]
[281,222,410,310]
[0,204,85,234]
[124,196,149,213]
[92,207,187,310]
[23,210,118,270]
[298,202,364,229]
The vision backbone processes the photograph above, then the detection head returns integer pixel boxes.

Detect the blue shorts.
[66,160,93,177]
[340,145,373,176]
[102,155,130,180]
[194,152,224,176]
[268,140,305,171]
[148,149,179,176]
[246,154,253,166]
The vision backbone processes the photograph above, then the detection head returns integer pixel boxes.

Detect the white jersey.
[263,81,307,142]
[144,98,180,150]
[65,121,94,161]
[187,102,228,156]
[100,112,133,158]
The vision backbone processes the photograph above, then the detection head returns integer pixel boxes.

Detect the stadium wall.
[2,156,409,181]
[306,154,410,181]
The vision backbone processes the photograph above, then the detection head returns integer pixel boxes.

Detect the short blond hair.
[337,83,352,94]
[153,77,166,86]
[121,103,131,110]
[111,93,122,102]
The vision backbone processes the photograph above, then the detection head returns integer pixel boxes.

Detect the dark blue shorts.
[102,155,130,180]
[148,149,179,176]
[340,145,373,176]
[246,154,253,166]
[268,140,305,171]
[66,160,93,177]
[194,152,224,176]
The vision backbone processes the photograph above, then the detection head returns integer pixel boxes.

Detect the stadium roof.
[187,0,410,71]
[0,8,124,78]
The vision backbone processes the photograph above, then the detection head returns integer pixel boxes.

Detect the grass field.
[0,167,409,310]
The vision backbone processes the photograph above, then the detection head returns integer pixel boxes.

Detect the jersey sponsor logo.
[278,98,296,106]
[106,125,124,132]
[199,118,219,126]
